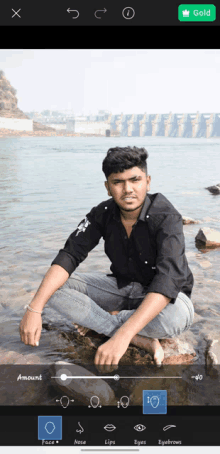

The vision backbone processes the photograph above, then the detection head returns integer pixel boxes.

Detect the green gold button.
[178,4,216,21]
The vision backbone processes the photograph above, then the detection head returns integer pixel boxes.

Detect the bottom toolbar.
[0,415,219,446]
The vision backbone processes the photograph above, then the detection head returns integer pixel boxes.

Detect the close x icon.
[11,8,21,18]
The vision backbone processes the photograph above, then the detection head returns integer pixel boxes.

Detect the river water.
[0,136,220,404]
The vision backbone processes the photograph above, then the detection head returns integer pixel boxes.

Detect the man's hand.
[19,310,42,347]
[19,265,69,347]
[94,334,130,373]
[94,292,171,372]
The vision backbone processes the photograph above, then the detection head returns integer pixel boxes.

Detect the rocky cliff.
[0,70,29,119]
[0,71,54,132]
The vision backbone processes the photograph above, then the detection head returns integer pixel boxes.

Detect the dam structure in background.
[1,72,220,137]
[76,112,220,137]
[14,109,220,137]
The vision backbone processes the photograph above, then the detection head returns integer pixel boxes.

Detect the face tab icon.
[45,421,56,435]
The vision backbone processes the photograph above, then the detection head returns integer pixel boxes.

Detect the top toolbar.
[0,3,218,26]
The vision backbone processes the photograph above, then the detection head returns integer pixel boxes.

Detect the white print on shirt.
[75,217,91,236]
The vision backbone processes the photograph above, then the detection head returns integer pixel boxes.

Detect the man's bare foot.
[130,335,164,365]
[72,323,90,336]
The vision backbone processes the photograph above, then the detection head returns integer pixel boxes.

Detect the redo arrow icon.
[67,8,80,19]
[94,8,107,19]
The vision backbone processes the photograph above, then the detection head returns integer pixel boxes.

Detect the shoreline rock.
[195,227,220,248]
[51,361,117,406]
[0,128,80,138]
[182,216,200,225]
[0,347,43,364]
[205,336,220,371]
[205,184,220,195]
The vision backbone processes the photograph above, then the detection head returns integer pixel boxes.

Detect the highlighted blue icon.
[143,390,167,414]
[38,416,62,440]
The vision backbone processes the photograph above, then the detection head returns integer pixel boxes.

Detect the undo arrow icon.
[67,8,80,18]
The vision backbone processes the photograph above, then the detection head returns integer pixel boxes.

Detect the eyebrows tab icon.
[163,425,176,431]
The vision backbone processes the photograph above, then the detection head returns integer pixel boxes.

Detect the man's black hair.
[102,146,149,179]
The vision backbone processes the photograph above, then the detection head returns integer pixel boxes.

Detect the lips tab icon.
[104,424,116,432]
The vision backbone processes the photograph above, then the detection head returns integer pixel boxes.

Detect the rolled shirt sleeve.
[51,207,103,276]
[147,214,187,303]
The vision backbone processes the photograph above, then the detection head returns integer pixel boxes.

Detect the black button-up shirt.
[51,192,194,304]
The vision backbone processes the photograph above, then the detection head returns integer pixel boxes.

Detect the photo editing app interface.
[0,1,220,450]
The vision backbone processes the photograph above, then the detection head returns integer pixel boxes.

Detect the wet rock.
[160,334,197,364]
[205,335,220,372]
[0,347,43,365]
[129,373,191,406]
[129,360,219,406]
[128,334,202,406]
[205,183,220,195]
[51,361,117,406]
[0,365,51,405]
[195,227,220,247]
[182,216,200,225]
[59,325,198,367]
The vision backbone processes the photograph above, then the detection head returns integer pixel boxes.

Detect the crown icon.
[182,9,190,17]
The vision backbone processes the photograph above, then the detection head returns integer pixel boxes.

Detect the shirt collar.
[113,193,151,222]
[138,193,152,221]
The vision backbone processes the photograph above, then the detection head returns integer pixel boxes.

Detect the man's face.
[105,166,151,213]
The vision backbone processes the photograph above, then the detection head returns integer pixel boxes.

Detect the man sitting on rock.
[20,146,194,369]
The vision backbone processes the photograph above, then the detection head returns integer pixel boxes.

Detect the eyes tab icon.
[134,424,146,432]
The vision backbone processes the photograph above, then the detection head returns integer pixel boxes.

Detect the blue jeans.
[45,272,194,339]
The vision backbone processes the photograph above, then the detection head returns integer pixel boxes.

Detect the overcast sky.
[0,49,220,114]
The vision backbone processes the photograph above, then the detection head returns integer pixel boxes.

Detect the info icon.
[143,390,167,414]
